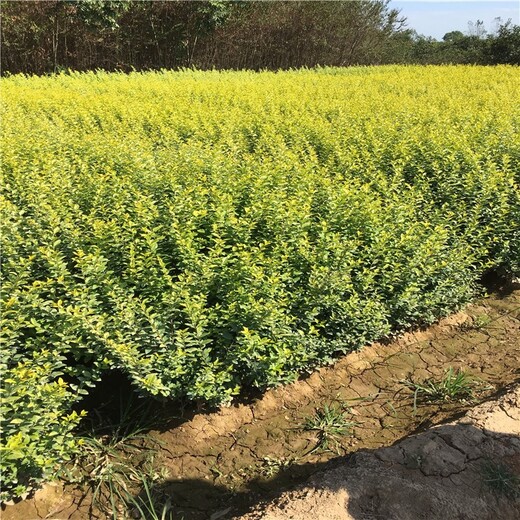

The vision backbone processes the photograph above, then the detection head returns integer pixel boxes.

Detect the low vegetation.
[1,65,519,501]
[402,367,486,408]
[302,403,357,453]
[481,460,520,499]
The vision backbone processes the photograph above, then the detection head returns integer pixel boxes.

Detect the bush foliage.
[1,66,519,499]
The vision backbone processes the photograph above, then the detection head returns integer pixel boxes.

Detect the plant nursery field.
[1,65,519,504]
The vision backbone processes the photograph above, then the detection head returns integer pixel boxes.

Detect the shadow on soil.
[132,385,520,520]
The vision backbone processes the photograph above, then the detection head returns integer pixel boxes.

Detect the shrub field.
[1,66,519,500]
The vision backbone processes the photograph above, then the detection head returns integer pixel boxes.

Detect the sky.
[391,1,520,40]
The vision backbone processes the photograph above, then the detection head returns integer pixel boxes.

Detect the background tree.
[0,0,406,73]
[0,0,235,73]
[194,1,407,69]
[1,1,518,74]
[486,21,520,64]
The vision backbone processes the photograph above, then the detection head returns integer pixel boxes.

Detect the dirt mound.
[237,385,520,520]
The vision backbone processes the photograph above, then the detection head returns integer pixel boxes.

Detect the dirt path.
[3,287,520,519]
[237,383,520,520]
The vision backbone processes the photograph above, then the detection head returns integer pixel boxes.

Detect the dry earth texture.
[237,384,520,520]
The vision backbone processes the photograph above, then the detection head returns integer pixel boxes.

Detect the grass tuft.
[481,460,520,499]
[460,313,493,331]
[402,367,487,410]
[62,393,172,519]
[302,403,357,454]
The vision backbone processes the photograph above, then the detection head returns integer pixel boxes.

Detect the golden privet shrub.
[1,66,519,499]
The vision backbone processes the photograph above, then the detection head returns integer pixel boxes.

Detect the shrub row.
[1,66,519,500]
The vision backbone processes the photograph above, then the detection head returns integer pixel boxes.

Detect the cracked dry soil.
[3,287,520,520]
[238,384,520,520]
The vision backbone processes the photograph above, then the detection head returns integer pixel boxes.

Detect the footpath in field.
[238,381,520,520]
[3,287,520,519]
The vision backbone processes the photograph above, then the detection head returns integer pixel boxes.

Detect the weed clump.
[402,367,488,409]
[302,403,357,453]
[481,460,520,499]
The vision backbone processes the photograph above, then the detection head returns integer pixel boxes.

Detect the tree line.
[1,0,518,75]
[395,21,520,65]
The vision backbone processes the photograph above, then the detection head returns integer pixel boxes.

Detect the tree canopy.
[0,1,518,74]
